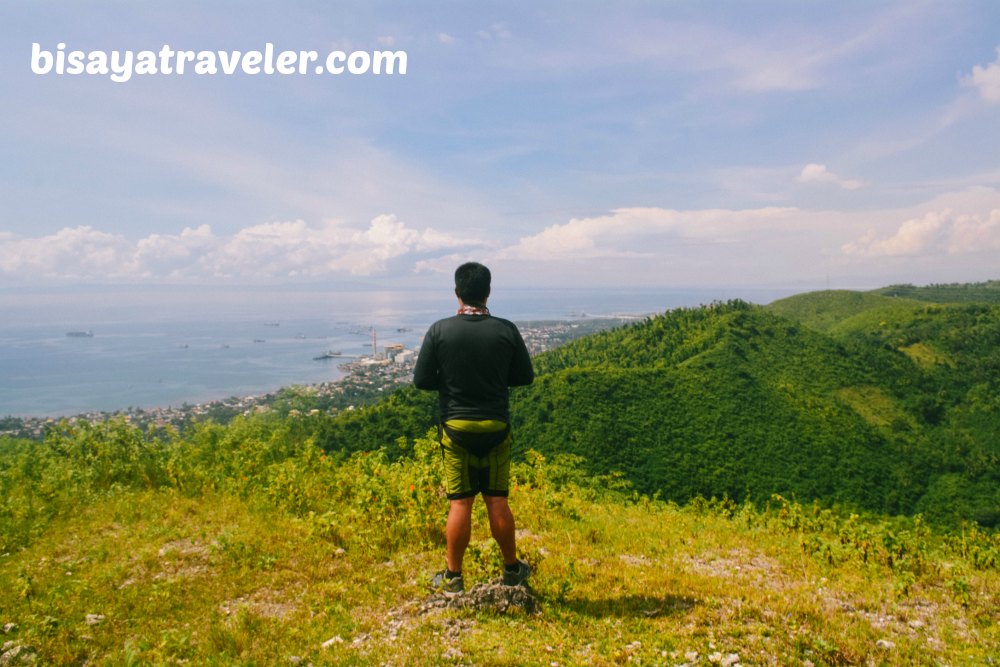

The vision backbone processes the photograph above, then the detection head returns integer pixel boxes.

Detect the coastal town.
[1,317,638,440]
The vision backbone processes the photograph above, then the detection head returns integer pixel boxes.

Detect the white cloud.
[202,215,478,278]
[963,47,1000,103]
[132,225,218,278]
[499,206,798,261]
[488,189,1000,287]
[437,32,455,45]
[376,35,396,47]
[796,163,864,190]
[0,226,134,279]
[843,208,1000,257]
[5,191,998,288]
[0,215,481,282]
[414,253,470,274]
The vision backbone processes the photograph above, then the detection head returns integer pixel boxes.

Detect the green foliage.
[311,385,437,458]
[1,408,998,664]
[4,282,1000,664]
[507,301,937,517]
[249,293,1000,528]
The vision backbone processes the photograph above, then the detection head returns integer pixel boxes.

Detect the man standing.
[414,262,534,594]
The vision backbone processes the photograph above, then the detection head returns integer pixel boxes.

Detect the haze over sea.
[1,285,794,418]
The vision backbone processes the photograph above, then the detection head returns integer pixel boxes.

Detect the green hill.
[510,302,946,518]
[767,290,926,333]
[311,295,999,526]
[765,291,1000,526]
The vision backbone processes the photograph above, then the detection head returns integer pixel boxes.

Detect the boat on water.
[66,330,94,338]
[313,350,343,360]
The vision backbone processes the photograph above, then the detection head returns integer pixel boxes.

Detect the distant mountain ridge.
[870,280,1000,304]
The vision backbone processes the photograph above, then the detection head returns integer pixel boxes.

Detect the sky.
[2,0,999,292]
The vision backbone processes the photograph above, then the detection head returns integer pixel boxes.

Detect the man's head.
[454,262,491,306]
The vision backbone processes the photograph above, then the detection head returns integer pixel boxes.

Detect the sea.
[0,285,796,417]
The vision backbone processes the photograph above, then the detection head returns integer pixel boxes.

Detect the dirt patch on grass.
[153,538,211,581]
[220,588,298,620]
[157,539,210,559]
[681,548,785,581]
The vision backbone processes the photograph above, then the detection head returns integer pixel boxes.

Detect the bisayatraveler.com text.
[30,43,408,82]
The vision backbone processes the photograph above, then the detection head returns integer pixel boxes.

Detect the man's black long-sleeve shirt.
[413,313,534,423]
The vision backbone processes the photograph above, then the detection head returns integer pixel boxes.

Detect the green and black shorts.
[440,419,512,500]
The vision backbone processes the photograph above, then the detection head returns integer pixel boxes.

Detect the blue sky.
[2,1,999,291]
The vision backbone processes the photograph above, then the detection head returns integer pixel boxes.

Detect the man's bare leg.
[483,495,517,565]
[446,497,475,572]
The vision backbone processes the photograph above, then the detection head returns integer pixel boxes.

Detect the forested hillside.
[316,292,1000,526]
[768,290,1000,525]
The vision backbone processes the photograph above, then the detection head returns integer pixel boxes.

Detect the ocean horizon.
[0,285,797,418]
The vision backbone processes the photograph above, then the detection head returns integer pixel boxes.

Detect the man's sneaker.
[430,570,464,596]
[502,559,531,586]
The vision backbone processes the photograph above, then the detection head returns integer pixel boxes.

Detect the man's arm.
[508,325,534,387]
[413,328,439,390]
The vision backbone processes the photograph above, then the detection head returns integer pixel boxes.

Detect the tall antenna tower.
[371,326,377,358]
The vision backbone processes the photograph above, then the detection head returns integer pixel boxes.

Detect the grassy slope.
[766,291,928,334]
[1,423,997,666]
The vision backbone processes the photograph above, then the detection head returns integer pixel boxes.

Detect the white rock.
[876,639,895,650]
[85,614,105,626]
[0,644,34,666]
[320,636,344,649]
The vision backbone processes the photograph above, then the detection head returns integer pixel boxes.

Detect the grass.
[898,342,953,369]
[834,386,913,431]
[1,423,998,665]
[765,291,923,334]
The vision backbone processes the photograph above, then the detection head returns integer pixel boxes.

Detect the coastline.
[1,316,638,440]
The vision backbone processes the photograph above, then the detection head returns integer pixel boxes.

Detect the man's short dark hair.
[455,262,491,305]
